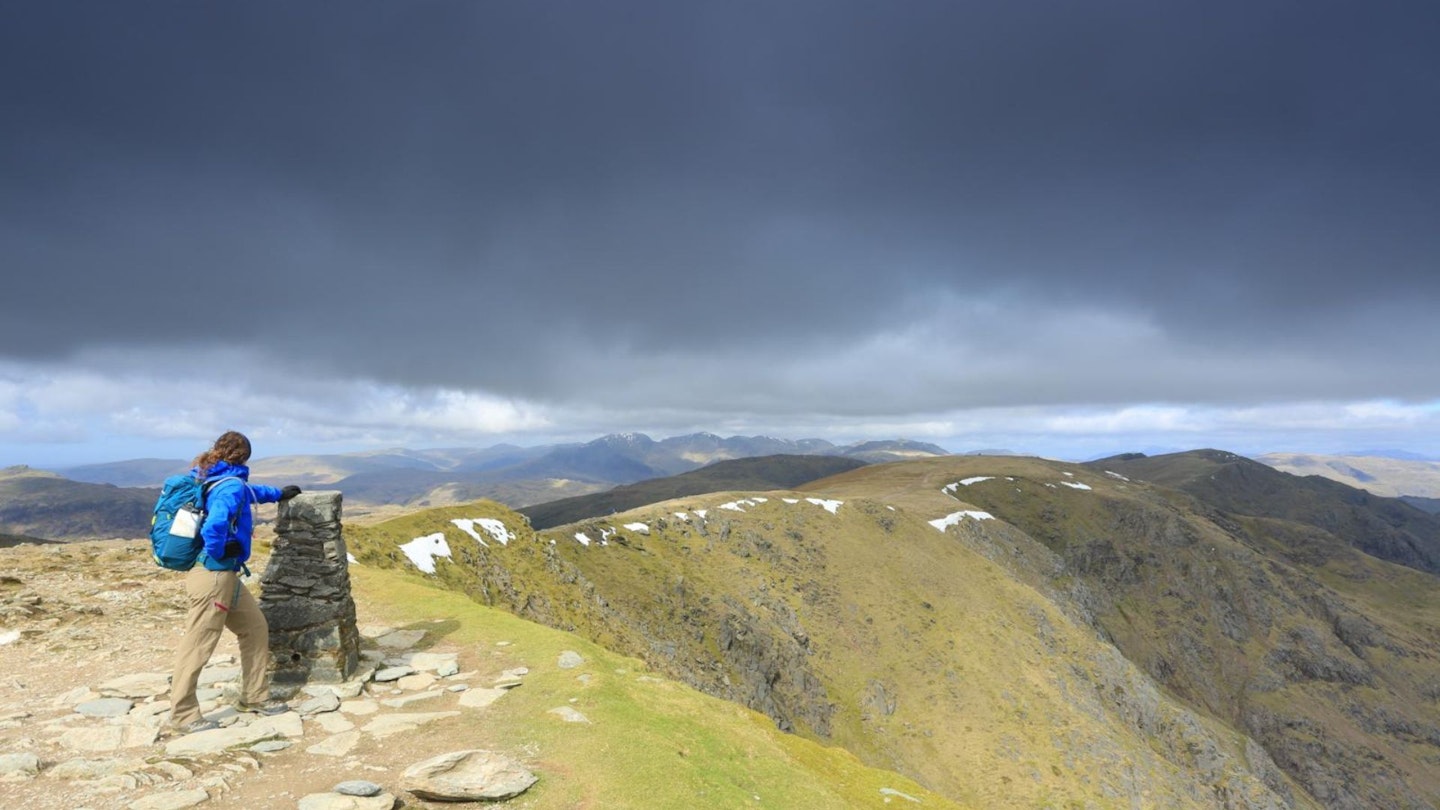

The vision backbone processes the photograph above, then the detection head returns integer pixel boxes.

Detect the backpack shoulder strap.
[200,476,249,532]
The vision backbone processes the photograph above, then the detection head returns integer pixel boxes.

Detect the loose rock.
[334,780,384,797]
[297,692,342,716]
[126,789,210,810]
[373,666,413,683]
[99,672,171,699]
[0,752,40,781]
[76,697,135,717]
[395,672,435,691]
[548,706,590,723]
[405,652,457,673]
[458,687,507,709]
[361,711,459,738]
[306,730,362,758]
[380,690,445,709]
[297,792,396,810]
[164,713,303,756]
[401,749,537,802]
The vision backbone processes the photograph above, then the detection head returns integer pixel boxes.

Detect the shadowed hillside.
[0,466,156,541]
[1089,449,1440,575]
[520,455,868,529]
[0,532,58,549]
[1404,496,1440,515]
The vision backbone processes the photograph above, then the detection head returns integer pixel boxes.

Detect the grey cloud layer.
[3,1,1438,409]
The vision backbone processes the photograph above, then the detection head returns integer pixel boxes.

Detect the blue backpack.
[150,474,240,570]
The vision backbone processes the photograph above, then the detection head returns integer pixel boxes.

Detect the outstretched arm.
[250,484,284,504]
[250,484,302,504]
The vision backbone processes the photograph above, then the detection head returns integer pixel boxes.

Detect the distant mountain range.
[520,454,868,529]
[57,434,947,494]
[8,435,948,540]
[1258,451,1440,500]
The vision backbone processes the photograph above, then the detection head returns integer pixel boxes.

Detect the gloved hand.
[280,485,302,500]
[223,540,243,558]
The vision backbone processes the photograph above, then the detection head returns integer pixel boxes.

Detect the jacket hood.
[195,460,252,481]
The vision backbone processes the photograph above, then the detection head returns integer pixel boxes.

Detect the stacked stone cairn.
[259,491,361,692]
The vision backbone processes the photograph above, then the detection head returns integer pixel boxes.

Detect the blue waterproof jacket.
[194,461,283,571]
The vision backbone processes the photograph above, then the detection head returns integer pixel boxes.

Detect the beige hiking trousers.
[168,567,270,728]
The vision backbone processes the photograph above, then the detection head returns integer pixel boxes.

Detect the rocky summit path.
[0,540,542,809]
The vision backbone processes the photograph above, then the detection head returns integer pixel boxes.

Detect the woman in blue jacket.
[168,430,301,735]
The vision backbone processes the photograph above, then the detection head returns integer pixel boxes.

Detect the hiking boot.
[235,700,289,717]
[175,717,220,735]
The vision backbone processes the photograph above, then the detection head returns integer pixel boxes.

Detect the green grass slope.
[348,492,1296,808]
[349,563,962,809]
[805,456,1440,809]
[520,454,867,529]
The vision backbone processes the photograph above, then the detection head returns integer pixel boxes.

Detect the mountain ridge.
[347,451,1440,808]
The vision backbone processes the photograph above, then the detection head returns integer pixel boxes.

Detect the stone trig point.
[259,491,361,692]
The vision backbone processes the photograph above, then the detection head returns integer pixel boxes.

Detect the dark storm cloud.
[3,1,1439,404]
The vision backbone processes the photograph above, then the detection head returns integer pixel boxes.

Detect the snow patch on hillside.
[400,532,451,574]
[929,511,995,531]
[1104,471,1129,481]
[623,522,650,534]
[719,497,768,512]
[574,532,592,547]
[1059,481,1093,491]
[942,477,994,497]
[805,498,843,514]
[451,517,515,547]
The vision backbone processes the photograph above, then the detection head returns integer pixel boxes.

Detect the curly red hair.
[193,430,252,473]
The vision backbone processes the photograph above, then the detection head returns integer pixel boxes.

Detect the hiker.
[167,430,302,735]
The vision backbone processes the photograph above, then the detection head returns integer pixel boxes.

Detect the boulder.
[401,749,537,802]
